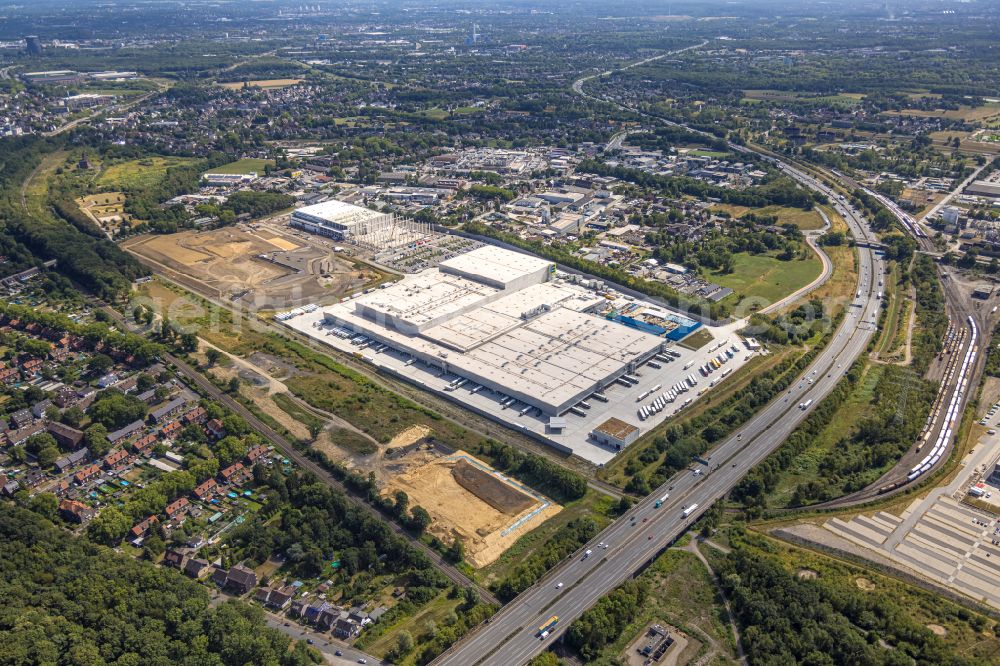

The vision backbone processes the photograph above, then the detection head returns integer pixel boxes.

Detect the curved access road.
[431,57,886,666]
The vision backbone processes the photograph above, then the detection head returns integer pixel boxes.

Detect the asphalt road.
[433,158,885,665]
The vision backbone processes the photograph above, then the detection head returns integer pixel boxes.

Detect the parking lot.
[283,309,758,466]
[823,404,1000,610]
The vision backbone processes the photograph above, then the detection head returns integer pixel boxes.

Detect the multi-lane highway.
[433,143,887,666]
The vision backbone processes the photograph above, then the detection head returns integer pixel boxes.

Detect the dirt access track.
[123,225,371,309]
[385,450,562,569]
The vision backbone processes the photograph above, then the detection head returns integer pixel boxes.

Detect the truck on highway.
[799,399,813,410]
[655,493,669,508]
[583,549,593,559]
[537,616,559,638]
[682,503,699,518]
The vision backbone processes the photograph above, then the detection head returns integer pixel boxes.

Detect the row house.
[54,448,90,473]
[220,462,252,486]
[132,433,157,455]
[103,447,134,471]
[6,421,46,446]
[74,464,102,485]
[130,515,159,540]
[0,366,18,384]
[107,419,144,445]
[151,397,187,424]
[193,478,219,501]
[20,357,43,376]
[165,497,190,520]
[160,420,182,439]
[246,445,269,465]
[182,406,207,426]
[59,498,97,523]
[206,418,226,440]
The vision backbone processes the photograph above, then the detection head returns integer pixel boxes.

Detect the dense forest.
[720,539,980,666]
[0,137,148,300]
[0,504,321,666]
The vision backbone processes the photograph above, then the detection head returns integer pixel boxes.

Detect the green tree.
[87,507,130,545]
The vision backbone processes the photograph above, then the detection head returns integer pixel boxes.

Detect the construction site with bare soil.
[384,447,562,569]
[123,223,381,309]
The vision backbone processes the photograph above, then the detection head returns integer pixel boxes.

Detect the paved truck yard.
[280,244,758,465]
[824,424,1000,610]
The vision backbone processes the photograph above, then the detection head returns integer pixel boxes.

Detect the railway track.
[99,304,501,606]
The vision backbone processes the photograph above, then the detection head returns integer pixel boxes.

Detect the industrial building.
[283,243,755,464]
[290,199,394,240]
[321,245,666,416]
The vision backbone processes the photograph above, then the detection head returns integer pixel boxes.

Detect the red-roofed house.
[165,497,190,519]
[193,478,219,501]
[220,462,252,486]
[130,515,159,539]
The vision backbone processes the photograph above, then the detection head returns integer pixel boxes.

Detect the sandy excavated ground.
[385,449,561,568]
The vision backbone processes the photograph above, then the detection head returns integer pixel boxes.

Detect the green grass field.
[98,156,199,190]
[711,252,823,304]
[205,158,275,175]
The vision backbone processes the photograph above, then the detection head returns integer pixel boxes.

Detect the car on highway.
[335,651,343,657]
[583,549,593,559]
[555,582,563,589]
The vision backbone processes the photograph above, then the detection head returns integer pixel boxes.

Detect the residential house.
[130,515,159,540]
[182,406,207,425]
[215,564,258,595]
[165,497,190,520]
[163,549,187,569]
[107,419,144,444]
[193,478,219,501]
[113,375,139,394]
[47,422,85,450]
[317,608,342,631]
[184,558,212,579]
[206,418,226,440]
[220,462,252,486]
[54,447,90,473]
[103,447,133,471]
[246,445,269,465]
[59,498,97,523]
[333,618,361,640]
[348,607,371,626]
[151,397,187,423]
[97,373,119,388]
[53,386,80,408]
[268,585,295,610]
[10,408,32,429]
[31,399,53,419]
[74,463,101,485]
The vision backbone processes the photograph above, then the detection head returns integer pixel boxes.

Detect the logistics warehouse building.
[322,246,668,416]
[290,199,394,239]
